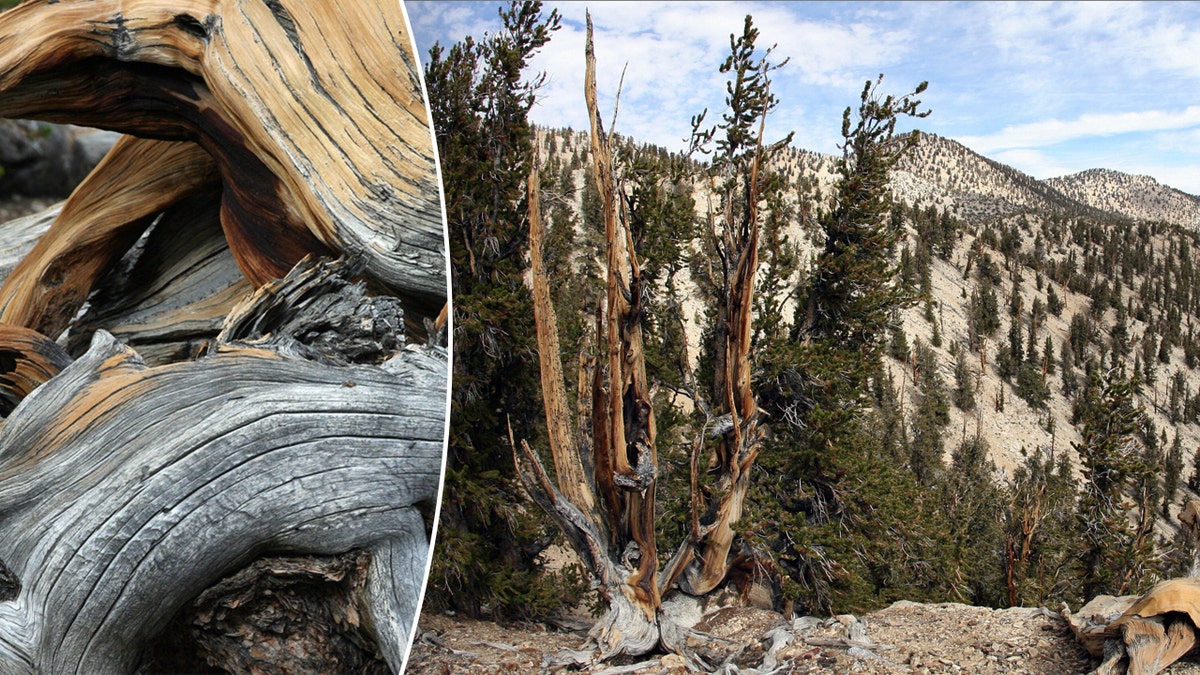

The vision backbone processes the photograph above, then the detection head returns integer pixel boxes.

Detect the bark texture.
[513,13,667,662]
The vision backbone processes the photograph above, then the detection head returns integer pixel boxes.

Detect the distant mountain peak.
[1046,169,1200,228]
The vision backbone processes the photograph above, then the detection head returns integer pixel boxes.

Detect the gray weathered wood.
[0,329,444,675]
[67,188,250,365]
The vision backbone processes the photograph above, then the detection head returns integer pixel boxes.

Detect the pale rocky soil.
[408,601,1200,674]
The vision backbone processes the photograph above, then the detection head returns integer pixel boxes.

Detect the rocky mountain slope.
[466,125,1200,674]
[1048,168,1200,229]
[892,133,1108,223]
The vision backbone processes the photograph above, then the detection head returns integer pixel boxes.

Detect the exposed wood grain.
[0,136,217,338]
[0,0,446,316]
[0,330,444,675]
[66,187,252,366]
[0,324,71,416]
[526,146,598,520]
[0,2,447,673]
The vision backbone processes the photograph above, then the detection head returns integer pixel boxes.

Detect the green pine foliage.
[1003,448,1078,607]
[429,6,1200,627]
[1073,366,1158,598]
[752,76,946,613]
[910,338,949,483]
[423,2,588,619]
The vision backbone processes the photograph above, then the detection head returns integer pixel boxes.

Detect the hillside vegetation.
[425,2,1200,647]
[525,123,1200,614]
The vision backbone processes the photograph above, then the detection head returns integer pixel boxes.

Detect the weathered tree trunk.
[0,1,448,673]
[584,10,661,625]
[0,333,443,674]
[659,80,770,601]
[0,257,445,675]
[513,14,666,662]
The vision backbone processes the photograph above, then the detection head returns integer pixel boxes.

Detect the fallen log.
[1068,578,1200,675]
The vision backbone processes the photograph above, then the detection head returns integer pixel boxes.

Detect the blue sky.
[406,1,1200,195]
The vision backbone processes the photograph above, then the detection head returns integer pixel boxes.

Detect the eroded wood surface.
[0,328,445,675]
[0,2,448,673]
[0,0,445,321]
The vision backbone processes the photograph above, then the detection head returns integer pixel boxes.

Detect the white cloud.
[409,1,1200,195]
[519,2,912,152]
[988,148,1073,181]
[957,107,1200,153]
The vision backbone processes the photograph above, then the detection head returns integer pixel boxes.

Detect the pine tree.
[953,346,976,411]
[1004,448,1078,607]
[910,339,949,483]
[1165,432,1184,518]
[941,436,1005,605]
[1074,366,1155,598]
[423,1,567,619]
[674,12,793,597]
[756,75,932,613]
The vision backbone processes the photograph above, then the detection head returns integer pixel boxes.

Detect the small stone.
[660,653,687,669]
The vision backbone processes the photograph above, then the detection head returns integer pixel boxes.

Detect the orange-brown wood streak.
[0,137,217,337]
[0,0,445,314]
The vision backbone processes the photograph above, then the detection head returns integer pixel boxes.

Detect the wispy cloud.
[958,107,1200,153]
[408,1,1200,194]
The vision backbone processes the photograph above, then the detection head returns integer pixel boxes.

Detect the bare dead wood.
[511,14,665,661]
[0,324,71,415]
[0,324,444,675]
[0,137,217,339]
[527,146,599,519]
[65,187,251,365]
[0,2,447,674]
[585,12,660,618]
[1069,579,1200,675]
[0,0,445,319]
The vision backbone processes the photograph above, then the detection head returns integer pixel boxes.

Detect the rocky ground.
[0,195,54,222]
[408,600,1200,675]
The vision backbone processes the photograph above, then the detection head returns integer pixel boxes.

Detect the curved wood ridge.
[0,325,71,416]
[0,0,445,319]
[0,331,446,675]
[0,136,218,338]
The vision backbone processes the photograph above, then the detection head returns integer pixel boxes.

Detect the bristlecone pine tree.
[513,13,789,660]
[513,12,936,662]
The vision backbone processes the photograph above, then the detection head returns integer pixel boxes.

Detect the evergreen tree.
[756,75,932,613]
[1047,284,1064,317]
[1165,432,1184,518]
[910,339,949,483]
[1073,367,1156,598]
[953,347,976,411]
[940,436,1005,605]
[1004,448,1078,607]
[423,2,569,618]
